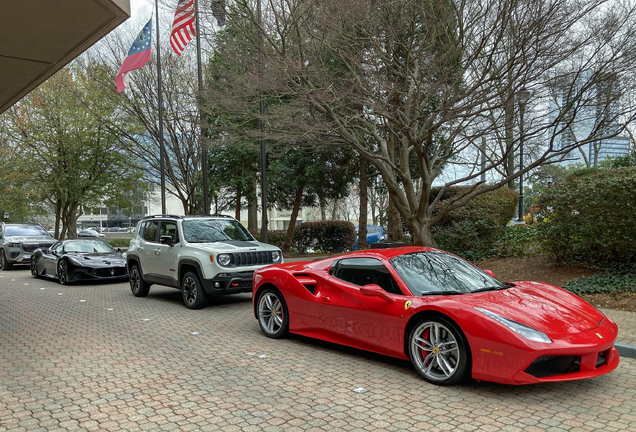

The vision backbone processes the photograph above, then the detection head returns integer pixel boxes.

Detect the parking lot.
[2,268,636,432]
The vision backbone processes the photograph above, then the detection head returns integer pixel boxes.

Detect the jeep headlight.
[475,307,552,344]
[272,251,281,262]
[217,253,231,266]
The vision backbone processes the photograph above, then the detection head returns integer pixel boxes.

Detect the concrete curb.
[615,343,636,359]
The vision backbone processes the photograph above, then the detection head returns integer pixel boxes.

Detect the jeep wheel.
[182,271,207,309]
[129,263,150,297]
[0,249,13,270]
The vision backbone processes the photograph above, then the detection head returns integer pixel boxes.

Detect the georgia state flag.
[116,18,152,93]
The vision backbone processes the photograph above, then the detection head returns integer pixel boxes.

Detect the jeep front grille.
[229,251,274,267]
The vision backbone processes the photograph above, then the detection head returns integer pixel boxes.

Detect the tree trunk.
[386,132,403,241]
[235,190,241,221]
[358,155,368,249]
[409,219,437,247]
[54,200,62,240]
[283,187,303,252]
[247,177,257,230]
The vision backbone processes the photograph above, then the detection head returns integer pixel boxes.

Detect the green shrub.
[434,187,518,259]
[293,220,356,253]
[249,229,287,248]
[108,238,131,248]
[494,225,539,257]
[535,167,636,264]
[563,266,636,295]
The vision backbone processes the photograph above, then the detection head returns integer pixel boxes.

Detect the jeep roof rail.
[143,214,183,219]
[182,214,234,219]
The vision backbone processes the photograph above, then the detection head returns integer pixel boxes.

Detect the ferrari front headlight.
[475,307,552,344]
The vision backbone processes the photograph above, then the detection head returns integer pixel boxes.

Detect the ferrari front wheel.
[256,288,289,339]
[408,317,469,385]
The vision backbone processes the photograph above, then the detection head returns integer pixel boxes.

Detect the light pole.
[517,89,531,222]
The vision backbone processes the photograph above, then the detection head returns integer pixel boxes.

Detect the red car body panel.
[253,247,619,385]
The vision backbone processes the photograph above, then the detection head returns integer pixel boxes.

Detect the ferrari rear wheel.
[257,288,289,339]
[409,317,469,385]
[57,260,69,285]
[31,259,39,278]
[129,264,150,297]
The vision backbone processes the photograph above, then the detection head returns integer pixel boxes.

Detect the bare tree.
[226,0,636,246]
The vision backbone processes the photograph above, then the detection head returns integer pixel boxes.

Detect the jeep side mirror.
[160,235,174,246]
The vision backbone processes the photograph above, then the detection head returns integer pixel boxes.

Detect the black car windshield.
[182,219,254,243]
[389,251,507,296]
[5,225,50,237]
[64,240,114,254]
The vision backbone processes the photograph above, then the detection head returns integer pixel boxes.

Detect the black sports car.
[31,239,128,285]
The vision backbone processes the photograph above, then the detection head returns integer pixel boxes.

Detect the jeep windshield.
[182,219,254,243]
[5,225,50,237]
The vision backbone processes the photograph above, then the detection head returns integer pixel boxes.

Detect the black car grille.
[21,242,54,252]
[229,251,274,267]
[93,268,128,277]
[524,355,581,378]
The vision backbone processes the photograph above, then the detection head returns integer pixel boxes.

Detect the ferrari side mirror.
[360,284,395,303]
[483,269,496,278]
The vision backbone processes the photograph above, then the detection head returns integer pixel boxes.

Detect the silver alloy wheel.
[57,261,66,284]
[183,275,198,305]
[258,292,284,335]
[410,321,461,382]
[130,267,141,294]
[31,259,37,277]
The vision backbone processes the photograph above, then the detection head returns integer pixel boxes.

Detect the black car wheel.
[57,260,69,285]
[129,264,150,297]
[408,317,470,386]
[0,249,13,270]
[256,288,289,339]
[30,259,39,278]
[181,271,207,309]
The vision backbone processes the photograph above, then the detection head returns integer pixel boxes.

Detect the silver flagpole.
[194,0,209,214]
[156,0,166,214]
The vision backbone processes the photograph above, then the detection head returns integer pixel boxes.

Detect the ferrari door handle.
[322,297,330,302]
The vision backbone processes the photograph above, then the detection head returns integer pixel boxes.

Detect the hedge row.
[535,167,636,264]
[250,220,357,253]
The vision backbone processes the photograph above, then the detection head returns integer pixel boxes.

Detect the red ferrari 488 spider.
[252,247,619,385]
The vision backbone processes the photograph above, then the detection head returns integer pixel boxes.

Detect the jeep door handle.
[154,248,161,254]
[138,247,143,251]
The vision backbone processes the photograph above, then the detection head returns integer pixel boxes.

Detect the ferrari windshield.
[5,224,50,237]
[64,240,114,254]
[182,219,254,243]
[390,251,507,296]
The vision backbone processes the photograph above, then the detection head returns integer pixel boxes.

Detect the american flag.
[170,0,196,56]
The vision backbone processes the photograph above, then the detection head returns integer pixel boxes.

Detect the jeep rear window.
[182,219,254,243]
[5,225,50,237]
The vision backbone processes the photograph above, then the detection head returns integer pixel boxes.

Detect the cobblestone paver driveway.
[1,268,636,432]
